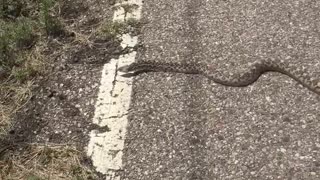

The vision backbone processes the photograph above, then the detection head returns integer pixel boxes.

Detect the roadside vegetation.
[99,17,143,39]
[0,0,63,136]
[0,143,97,179]
[0,0,142,178]
[0,0,101,179]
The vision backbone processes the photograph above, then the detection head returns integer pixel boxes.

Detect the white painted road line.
[86,0,142,179]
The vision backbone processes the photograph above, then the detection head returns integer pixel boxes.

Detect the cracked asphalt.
[120,0,320,179]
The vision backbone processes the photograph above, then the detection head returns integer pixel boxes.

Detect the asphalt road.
[121,0,320,179]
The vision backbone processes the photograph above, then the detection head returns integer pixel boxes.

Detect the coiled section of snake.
[118,60,320,95]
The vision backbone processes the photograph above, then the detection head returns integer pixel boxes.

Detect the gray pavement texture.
[121,0,320,179]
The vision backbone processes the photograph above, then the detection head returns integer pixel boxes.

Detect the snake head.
[118,64,144,77]
[118,63,155,77]
[118,64,132,72]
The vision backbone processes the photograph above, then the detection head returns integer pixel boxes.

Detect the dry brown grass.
[0,44,47,136]
[0,80,33,136]
[0,143,98,180]
[0,0,120,179]
[0,0,50,137]
[0,1,98,179]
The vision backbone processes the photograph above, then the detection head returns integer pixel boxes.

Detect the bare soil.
[0,0,125,179]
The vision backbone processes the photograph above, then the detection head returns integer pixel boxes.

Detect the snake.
[118,59,320,95]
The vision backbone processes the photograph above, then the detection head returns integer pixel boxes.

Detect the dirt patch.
[0,0,121,145]
[0,0,132,179]
[0,142,103,179]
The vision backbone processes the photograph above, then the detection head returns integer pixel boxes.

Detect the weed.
[0,80,33,136]
[0,20,14,68]
[39,0,64,36]
[14,17,37,49]
[0,18,37,70]
[99,17,142,40]
[0,7,44,135]
[0,144,98,179]
[100,20,127,39]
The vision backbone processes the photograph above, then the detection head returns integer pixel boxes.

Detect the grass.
[39,0,64,36]
[99,20,127,39]
[0,0,63,135]
[0,1,97,179]
[0,143,98,179]
[99,18,142,39]
[0,0,64,75]
[0,0,135,179]
[0,80,33,136]
[98,2,142,39]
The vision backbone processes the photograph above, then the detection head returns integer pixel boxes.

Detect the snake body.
[118,60,320,95]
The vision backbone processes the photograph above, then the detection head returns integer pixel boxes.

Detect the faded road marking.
[87,0,142,179]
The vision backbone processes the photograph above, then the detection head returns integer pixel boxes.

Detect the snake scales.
[118,59,320,95]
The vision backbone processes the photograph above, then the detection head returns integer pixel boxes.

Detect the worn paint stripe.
[87,0,142,179]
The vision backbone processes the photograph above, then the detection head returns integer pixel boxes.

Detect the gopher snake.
[118,60,320,95]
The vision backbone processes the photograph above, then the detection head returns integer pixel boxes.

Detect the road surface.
[90,0,320,179]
